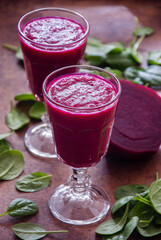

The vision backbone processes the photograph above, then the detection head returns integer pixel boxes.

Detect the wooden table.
[0,0,161,239]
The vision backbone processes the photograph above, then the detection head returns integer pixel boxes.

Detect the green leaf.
[96,203,129,235]
[15,93,35,101]
[129,201,154,228]
[147,65,161,75]
[148,51,161,65]
[0,139,12,153]
[115,184,149,200]
[149,179,161,214]
[124,66,145,84]
[134,26,155,37]
[0,150,24,180]
[138,69,161,86]
[130,36,144,63]
[111,196,134,214]
[137,222,161,237]
[16,172,52,192]
[0,198,38,217]
[16,47,23,61]
[12,222,68,240]
[0,130,14,140]
[29,102,46,119]
[104,216,139,240]
[5,101,30,130]
[133,16,155,37]
[2,43,23,61]
[106,50,138,71]
[104,67,123,80]
[86,36,102,46]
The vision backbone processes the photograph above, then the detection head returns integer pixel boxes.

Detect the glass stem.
[70,168,91,194]
[41,112,50,125]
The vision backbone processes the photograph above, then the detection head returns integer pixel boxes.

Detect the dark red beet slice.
[109,80,161,159]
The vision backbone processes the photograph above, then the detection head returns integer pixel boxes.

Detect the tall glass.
[43,65,121,225]
[18,8,89,158]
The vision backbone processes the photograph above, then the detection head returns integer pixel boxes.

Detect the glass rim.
[18,7,90,48]
[43,65,121,111]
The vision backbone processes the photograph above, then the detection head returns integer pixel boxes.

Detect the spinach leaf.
[124,65,161,87]
[115,184,149,200]
[133,16,155,37]
[96,203,129,235]
[129,201,154,228]
[5,101,30,130]
[104,67,123,80]
[15,93,35,101]
[130,36,144,63]
[103,216,139,240]
[0,198,38,217]
[118,216,139,240]
[12,222,68,240]
[29,102,46,120]
[133,26,155,37]
[85,37,124,66]
[106,49,138,71]
[111,196,134,214]
[2,43,23,61]
[149,179,161,214]
[137,222,161,237]
[0,150,24,180]
[16,172,52,192]
[0,130,14,140]
[148,51,161,65]
[0,139,12,153]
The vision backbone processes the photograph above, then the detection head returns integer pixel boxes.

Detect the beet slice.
[109,80,161,159]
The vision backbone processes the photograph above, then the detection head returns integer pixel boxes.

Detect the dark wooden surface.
[0,0,161,239]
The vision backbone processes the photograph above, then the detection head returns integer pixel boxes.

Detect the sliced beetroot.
[109,80,161,159]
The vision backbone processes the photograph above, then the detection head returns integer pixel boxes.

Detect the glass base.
[24,122,57,159]
[48,183,110,225]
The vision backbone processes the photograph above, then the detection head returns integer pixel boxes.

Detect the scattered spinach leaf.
[0,198,38,217]
[12,222,68,240]
[96,203,129,235]
[29,102,46,120]
[0,139,12,153]
[124,65,161,87]
[2,43,23,61]
[129,201,154,228]
[16,172,52,192]
[115,184,149,200]
[111,196,134,214]
[5,101,30,130]
[0,149,24,180]
[103,216,139,240]
[147,51,161,65]
[137,222,161,237]
[149,179,161,214]
[104,67,123,80]
[15,93,35,101]
[0,130,14,140]
[133,17,154,37]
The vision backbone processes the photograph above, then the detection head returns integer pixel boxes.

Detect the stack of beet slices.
[109,80,161,160]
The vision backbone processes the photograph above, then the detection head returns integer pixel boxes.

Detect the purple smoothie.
[44,73,119,168]
[19,16,88,101]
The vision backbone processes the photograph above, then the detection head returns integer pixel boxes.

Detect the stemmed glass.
[18,8,89,158]
[43,65,121,225]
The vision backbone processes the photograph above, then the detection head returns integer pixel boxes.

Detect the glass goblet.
[17,8,89,158]
[43,65,121,225]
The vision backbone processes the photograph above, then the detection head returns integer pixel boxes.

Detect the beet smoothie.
[44,72,119,168]
[18,12,89,101]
